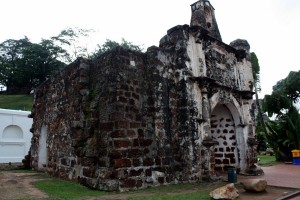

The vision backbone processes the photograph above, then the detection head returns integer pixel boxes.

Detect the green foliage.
[251,52,260,88]
[0,37,66,94]
[0,28,143,94]
[257,155,281,166]
[0,95,33,111]
[264,107,300,161]
[263,92,290,117]
[262,70,300,161]
[92,38,143,58]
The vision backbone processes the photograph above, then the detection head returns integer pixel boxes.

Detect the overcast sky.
[1,0,300,98]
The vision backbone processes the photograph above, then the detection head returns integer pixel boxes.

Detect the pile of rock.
[210,178,267,199]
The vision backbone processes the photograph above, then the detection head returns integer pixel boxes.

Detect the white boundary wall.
[0,109,32,163]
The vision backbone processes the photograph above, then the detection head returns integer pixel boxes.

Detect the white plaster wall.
[237,59,254,91]
[186,34,206,77]
[0,109,32,163]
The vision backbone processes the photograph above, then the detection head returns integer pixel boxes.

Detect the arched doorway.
[211,104,238,171]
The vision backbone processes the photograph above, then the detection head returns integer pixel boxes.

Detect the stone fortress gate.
[29,0,257,191]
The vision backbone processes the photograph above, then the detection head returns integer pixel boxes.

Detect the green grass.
[0,94,33,111]
[32,179,105,200]
[30,175,225,200]
[257,155,281,166]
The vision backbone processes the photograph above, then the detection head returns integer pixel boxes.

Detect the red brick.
[143,158,154,166]
[114,140,131,148]
[132,159,141,167]
[121,178,136,188]
[118,96,127,103]
[139,139,153,147]
[110,150,127,159]
[158,177,165,184]
[129,169,143,177]
[128,149,143,158]
[110,112,124,120]
[83,167,93,177]
[115,121,128,129]
[125,92,131,97]
[133,139,139,147]
[99,122,114,131]
[136,180,143,188]
[223,159,230,164]
[145,168,152,176]
[127,130,136,137]
[132,93,140,100]
[114,159,131,168]
[130,122,141,128]
[111,130,126,138]
[125,113,134,120]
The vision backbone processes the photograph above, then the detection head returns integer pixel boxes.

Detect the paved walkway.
[238,164,300,189]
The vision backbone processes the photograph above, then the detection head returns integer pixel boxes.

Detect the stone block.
[120,178,137,188]
[129,169,143,177]
[210,183,239,200]
[240,178,267,192]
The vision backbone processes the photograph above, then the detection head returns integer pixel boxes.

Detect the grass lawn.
[33,178,106,200]
[0,94,33,111]
[257,154,281,166]
[30,174,223,200]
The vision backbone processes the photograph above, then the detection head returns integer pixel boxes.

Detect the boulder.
[209,183,239,200]
[240,178,267,192]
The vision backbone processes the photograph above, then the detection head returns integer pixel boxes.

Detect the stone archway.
[210,104,238,171]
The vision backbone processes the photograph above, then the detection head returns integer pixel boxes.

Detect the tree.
[0,38,32,93]
[51,27,94,62]
[251,52,267,151]
[0,27,143,94]
[20,39,66,89]
[263,70,300,161]
[0,38,66,94]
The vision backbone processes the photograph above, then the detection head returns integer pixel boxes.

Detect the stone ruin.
[29,0,258,191]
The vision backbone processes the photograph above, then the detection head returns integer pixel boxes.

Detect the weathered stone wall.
[30,58,90,176]
[30,0,257,191]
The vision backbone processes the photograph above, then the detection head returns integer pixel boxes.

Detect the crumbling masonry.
[30,0,257,191]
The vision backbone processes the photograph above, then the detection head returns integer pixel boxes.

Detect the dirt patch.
[0,171,48,199]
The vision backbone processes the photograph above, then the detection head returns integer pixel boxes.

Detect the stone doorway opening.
[38,125,48,170]
[211,104,239,172]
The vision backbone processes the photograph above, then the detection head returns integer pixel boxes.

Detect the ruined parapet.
[190,0,222,41]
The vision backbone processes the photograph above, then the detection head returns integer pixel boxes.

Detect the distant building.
[30,0,258,191]
[0,109,32,163]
